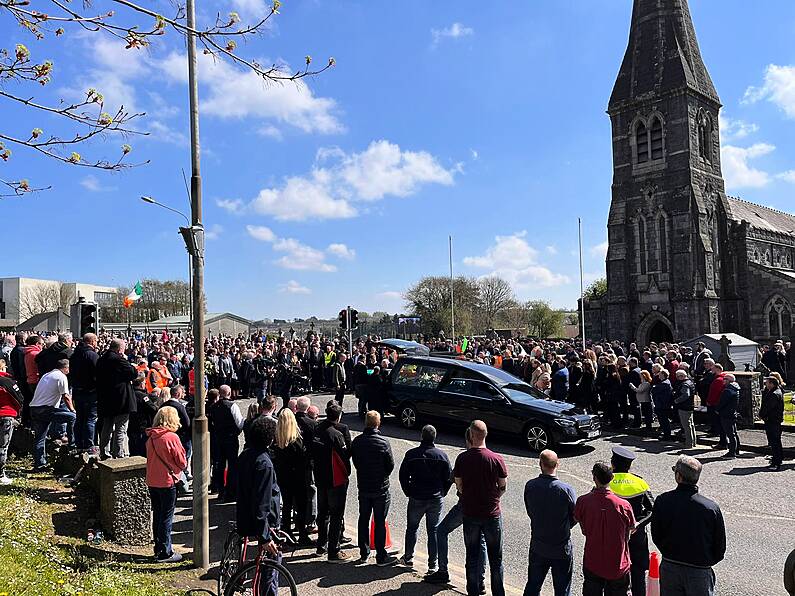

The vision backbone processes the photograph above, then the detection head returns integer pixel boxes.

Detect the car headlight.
[554,418,577,431]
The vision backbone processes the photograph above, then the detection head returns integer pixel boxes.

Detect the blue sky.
[3,0,795,319]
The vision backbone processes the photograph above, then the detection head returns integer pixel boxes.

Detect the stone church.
[584,0,795,346]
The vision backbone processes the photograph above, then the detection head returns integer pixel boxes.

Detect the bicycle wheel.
[224,559,298,596]
[218,530,243,596]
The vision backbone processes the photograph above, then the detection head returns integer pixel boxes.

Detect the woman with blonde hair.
[274,409,312,545]
[146,406,187,563]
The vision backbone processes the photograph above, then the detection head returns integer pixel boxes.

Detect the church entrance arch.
[635,311,675,346]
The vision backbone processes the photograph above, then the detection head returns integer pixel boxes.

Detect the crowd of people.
[0,328,789,595]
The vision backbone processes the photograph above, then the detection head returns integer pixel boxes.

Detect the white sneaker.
[0,475,12,486]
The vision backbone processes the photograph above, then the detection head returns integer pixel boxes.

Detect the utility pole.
[185,0,209,570]
[578,218,586,353]
[449,235,455,341]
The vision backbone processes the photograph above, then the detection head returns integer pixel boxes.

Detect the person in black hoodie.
[69,334,99,450]
[351,410,396,567]
[398,424,453,570]
[129,375,158,456]
[312,400,351,563]
[236,415,282,594]
[715,374,741,458]
[96,338,137,458]
[760,375,785,471]
[208,385,244,501]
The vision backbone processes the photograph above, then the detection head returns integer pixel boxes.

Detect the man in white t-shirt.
[30,359,76,470]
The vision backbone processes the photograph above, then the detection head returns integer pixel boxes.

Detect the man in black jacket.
[398,424,452,571]
[208,384,244,501]
[651,455,725,596]
[128,376,157,456]
[674,370,698,450]
[70,333,99,451]
[36,333,74,377]
[295,396,317,530]
[715,374,741,458]
[312,401,352,562]
[351,410,396,566]
[760,376,785,471]
[96,338,138,459]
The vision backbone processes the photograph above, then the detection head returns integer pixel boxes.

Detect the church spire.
[609,0,719,110]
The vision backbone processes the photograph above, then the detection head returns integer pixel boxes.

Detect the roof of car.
[398,355,524,383]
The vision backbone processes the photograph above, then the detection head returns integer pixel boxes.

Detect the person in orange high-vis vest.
[146,365,167,394]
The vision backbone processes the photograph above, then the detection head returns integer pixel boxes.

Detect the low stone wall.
[97,457,152,546]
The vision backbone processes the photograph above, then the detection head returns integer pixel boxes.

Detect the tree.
[476,276,515,330]
[583,278,607,301]
[526,300,566,338]
[1,0,334,196]
[15,281,74,320]
[404,276,480,336]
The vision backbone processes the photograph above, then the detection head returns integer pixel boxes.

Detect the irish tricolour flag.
[123,282,143,308]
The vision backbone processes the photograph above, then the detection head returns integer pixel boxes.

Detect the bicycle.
[220,523,298,596]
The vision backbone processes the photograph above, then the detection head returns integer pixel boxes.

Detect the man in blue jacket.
[398,424,453,571]
[351,410,396,566]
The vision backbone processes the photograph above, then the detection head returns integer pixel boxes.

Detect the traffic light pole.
[347,306,353,359]
[185,0,209,571]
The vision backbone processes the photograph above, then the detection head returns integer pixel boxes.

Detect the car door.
[470,381,524,434]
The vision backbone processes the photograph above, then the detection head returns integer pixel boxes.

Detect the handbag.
[150,436,188,491]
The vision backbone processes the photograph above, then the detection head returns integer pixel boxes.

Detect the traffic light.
[339,309,348,329]
[80,303,97,335]
[350,309,359,329]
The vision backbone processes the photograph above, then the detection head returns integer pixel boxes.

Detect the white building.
[0,277,117,328]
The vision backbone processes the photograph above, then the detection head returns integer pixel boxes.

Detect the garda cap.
[611,446,637,463]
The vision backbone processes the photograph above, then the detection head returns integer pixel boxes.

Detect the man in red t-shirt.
[453,420,508,596]
[574,461,636,596]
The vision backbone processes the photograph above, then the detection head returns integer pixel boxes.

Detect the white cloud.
[230,0,269,19]
[431,22,474,45]
[280,280,311,295]
[247,140,455,221]
[777,170,795,184]
[159,52,343,134]
[470,148,479,160]
[377,291,403,300]
[721,143,775,189]
[80,175,116,192]
[246,225,277,242]
[217,199,245,214]
[327,243,356,260]
[719,114,758,142]
[258,125,283,141]
[205,224,223,240]
[147,120,189,146]
[743,64,795,118]
[463,231,570,288]
[545,245,558,255]
[590,241,609,259]
[272,238,336,272]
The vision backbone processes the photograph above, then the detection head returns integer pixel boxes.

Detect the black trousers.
[210,436,240,500]
[583,568,630,596]
[317,484,347,555]
[335,388,345,408]
[281,479,310,539]
[720,417,740,455]
[765,421,783,465]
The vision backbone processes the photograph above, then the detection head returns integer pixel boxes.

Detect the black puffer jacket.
[759,387,784,425]
[96,350,138,417]
[398,441,452,500]
[351,428,394,495]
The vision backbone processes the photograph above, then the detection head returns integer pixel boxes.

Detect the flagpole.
[578,218,586,352]
[449,235,455,342]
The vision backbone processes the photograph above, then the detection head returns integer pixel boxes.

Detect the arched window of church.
[703,115,714,162]
[638,218,648,274]
[767,296,792,337]
[635,121,649,164]
[658,215,668,273]
[650,117,664,160]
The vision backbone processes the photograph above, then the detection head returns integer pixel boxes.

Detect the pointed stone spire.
[609,0,719,110]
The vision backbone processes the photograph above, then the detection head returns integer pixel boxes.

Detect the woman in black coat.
[273,409,312,546]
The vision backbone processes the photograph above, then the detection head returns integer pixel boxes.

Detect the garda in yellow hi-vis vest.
[610,472,651,499]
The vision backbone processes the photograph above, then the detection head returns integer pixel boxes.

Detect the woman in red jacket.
[146,406,187,562]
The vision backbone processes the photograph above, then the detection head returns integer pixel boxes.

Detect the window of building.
[94,291,116,307]
[767,296,792,337]
[638,218,648,275]
[635,121,649,164]
[658,216,668,273]
[650,117,664,160]
[698,112,714,163]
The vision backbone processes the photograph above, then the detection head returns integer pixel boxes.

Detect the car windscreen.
[501,383,547,401]
[474,366,525,385]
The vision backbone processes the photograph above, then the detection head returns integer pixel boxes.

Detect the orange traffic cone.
[369,518,393,550]
[647,551,660,596]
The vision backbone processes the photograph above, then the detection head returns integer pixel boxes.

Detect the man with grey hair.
[651,455,725,596]
[398,424,453,570]
[674,369,698,450]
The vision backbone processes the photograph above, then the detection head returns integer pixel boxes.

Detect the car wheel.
[399,403,418,429]
[524,423,554,452]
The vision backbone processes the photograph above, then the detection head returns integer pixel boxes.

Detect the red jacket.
[145,427,188,488]
[24,345,42,385]
[0,371,22,418]
[707,373,727,407]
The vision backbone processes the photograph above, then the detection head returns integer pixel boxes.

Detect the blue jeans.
[463,516,504,596]
[357,491,391,560]
[31,405,76,467]
[404,496,443,567]
[436,503,485,579]
[149,486,177,559]
[523,551,573,596]
[73,389,98,449]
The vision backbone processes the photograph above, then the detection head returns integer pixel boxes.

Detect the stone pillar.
[733,371,761,428]
[97,457,152,546]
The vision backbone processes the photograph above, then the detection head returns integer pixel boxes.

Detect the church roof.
[609,0,720,109]
[726,196,795,236]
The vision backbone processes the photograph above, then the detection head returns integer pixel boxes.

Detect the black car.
[387,356,600,451]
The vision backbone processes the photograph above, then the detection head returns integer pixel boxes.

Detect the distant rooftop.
[727,196,795,236]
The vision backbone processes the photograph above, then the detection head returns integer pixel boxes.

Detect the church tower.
[605,0,731,344]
